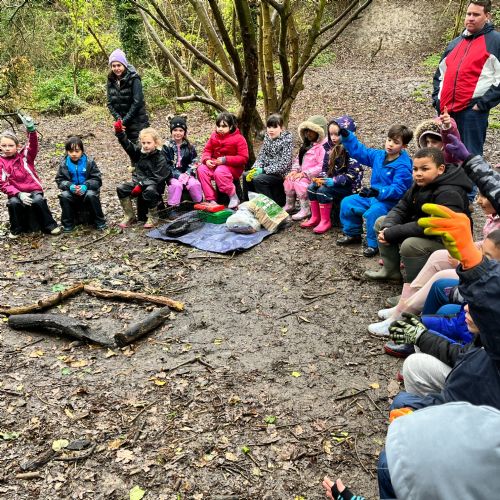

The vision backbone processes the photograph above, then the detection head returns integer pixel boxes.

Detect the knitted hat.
[333,115,357,133]
[298,115,328,142]
[170,116,187,133]
[109,49,128,67]
[414,119,442,148]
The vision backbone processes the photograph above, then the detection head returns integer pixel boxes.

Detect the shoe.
[291,199,310,221]
[300,200,320,228]
[228,193,239,209]
[363,246,379,257]
[363,243,402,281]
[96,223,107,231]
[396,371,404,382]
[50,227,61,235]
[283,194,296,213]
[336,234,362,246]
[368,317,393,337]
[63,226,74,233]
[378,306,397,320]
[386,295,401,307]
[143,207,158,229]
[8,232,20,239]
[119,197,136,228]
[313,202,333,234]
[384,342,415,358]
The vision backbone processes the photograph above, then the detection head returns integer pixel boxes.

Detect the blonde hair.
[139,127,162,147]
[0,130,20,146]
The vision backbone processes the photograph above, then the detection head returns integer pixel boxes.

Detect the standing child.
[301,115,363,233]
[0,117,60,238]
[162,116,202,208]
[283,115,328,221]
[115,123,171,229]
[245,113,293,206]
[55,136,106,232]
[336,124,413,257]
[198,112,248,208]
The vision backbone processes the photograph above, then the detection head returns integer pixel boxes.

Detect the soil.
[1,26,499,500]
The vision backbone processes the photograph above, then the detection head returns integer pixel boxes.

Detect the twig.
[34,391,58,407]
[12,253,55,264]
[187,253,231,260]
[301,290,336,300]
[164,356,214,373]
[53,444,96,462]
[363,391,386,419]
[354,435,374,478]
[5,337,44,354]
[130,398,161,424]
[15,472,43,480]
[334,388,369,401]
[275,297,321,320]
[76,231,111,249]
[0,388,23,397]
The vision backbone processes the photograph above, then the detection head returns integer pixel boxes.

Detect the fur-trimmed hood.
[414,117,459,149]
[298,115,327,143]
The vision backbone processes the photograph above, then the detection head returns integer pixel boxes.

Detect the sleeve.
[433,188,469,214]
[475,49,500,111]
[265,135,294,176]
[416,330,467,367]
[376,161,413,202]
[340,131,379,168]
[25,131,39,165]
[432,62,443,113]
[116,131,140,162]
[224,135,249,168]
[462,155,500,214]
[122,78,145,126]
[303,144,326,178]
[84,158,102,191]
[106,84,121,121]
[0,162,19,197]
[201,135,215,165]
[143,153,171,186]
[162,145,179,178]
[381,190,424,243]
[55,160,72,191]
[333,157,363,187]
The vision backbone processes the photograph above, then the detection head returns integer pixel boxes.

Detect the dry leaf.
[387,379,400,397]
[323,439,332,455]
[225,452,238,462]
[370,382,380,389]
[29,350,44,358]
[116,449,134,463]
[69,360,88,368]
[105,349,117,358]
[52,439,69,451]
[108,439,124,450]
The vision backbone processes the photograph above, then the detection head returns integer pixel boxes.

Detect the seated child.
[283,115,328,221]
[162,115,202,209]
[198,112,249,209]
[0,118,60,238]
[336,124,413,257]
[245,113,293,206]
[115,123,171,228]
[55,136,106,232]
[300,115,363,233]
[365,147,472,282]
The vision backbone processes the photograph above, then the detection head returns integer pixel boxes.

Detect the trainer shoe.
[368,317,392,337]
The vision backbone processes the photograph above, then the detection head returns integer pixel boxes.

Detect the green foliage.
[489,107,500,130]
[0,57,34,112]
[115,0,147,64]
[311,50,336,68]
[141,67,175,109]
[411,83,432,104]
[422,53,441,69]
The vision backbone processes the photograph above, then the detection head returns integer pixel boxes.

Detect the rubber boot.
[143,207,158,229]
[283,193,296,213]
[118,197,136,228]
[313,203,333,234]
[300,200,320,228]
[401,255,429,283]
[363,244,402,282]
[291,198,310,221]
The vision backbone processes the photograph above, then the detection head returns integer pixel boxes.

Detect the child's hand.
[20,114,36,132]
[215,157,226,166]
[377,229,388,245]
[312,177,325,186]
[322,476,335,499]
[440,106,451,130]
[77,184,87,196]
[206,159,216,169]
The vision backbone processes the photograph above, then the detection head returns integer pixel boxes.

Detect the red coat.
[201,128,249,171]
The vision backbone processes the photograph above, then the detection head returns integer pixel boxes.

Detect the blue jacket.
[422,306,473,346]
[341,131,413,203]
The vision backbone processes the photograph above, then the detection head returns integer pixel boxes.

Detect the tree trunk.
[261,1,278,113]
[258,9,269,118]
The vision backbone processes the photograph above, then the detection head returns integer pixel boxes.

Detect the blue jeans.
[340,194,394,248]
[391,391,427,410]
[377,449,397,499]
[422,278,459,315]
[451,106,488,156]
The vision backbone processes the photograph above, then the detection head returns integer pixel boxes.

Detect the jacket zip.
[451,38,474,111]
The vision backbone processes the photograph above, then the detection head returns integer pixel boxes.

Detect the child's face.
[476,193,496,215]
[304,129,319,142]
[385,135,405,157]
[141,134,157,153]
[412,156,445,186]
[67,146,83,163]
[424,136,443,149]
[482,237,500,261]
[171,127,185,142]
[0,137,18,157]
[464,304,479,335]
[111,62,126,77]
[329,123,341,146]
[216,121,230,135]
[267,124,282,139]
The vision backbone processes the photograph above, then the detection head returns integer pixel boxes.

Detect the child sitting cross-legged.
[336,124,413,257]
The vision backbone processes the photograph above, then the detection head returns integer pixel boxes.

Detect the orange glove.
[418,203,482,269]
[389,407,413,423]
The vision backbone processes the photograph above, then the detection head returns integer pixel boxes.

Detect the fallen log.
[114,307,170,347]
[8,314,111,346]
[84,285,184,311]
[0,283,84,316]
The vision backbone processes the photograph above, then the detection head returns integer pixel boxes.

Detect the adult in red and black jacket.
[432,1,500,156]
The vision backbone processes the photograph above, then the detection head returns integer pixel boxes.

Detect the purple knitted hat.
[109,49,128,67]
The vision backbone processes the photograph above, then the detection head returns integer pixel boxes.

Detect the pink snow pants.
[167,177,203,205]
[283,177,310,200]
[197,164,242,202]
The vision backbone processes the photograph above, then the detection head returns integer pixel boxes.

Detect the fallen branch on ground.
[115,307,170,347]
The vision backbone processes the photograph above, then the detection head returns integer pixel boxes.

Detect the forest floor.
[1,55,499,500]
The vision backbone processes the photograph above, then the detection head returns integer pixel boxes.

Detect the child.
[198,112,248,209]
[107,49,149,143]
[336,124,413,257]
[115,123,171,228]
[55,136,106,232]
[364,147,472,283]
[0,118,60,238]
[301,115,363,233]
[162,116,202,208]
[245,113,293,206]
[283,115,328,221]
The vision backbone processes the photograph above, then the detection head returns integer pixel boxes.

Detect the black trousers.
[116,182,160,209]
[58,190,106,228]
[7,193,58,234]
[247,173,286,206]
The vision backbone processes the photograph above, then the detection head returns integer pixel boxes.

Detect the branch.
[87,25,108,62]
[262,0,283,13]
[318,0,359,37]
[272,0,291,91]
[176,94,228,113]
[8,0,29,22]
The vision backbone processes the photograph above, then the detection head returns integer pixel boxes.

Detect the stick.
[130,398,162,423]
[301,290,336,300]
[53,444,96,462]
[12,253,55,264]
[15,472,43,480]
[0,283,84,316]
[354,435,374,478]
[334,388,370,401]
[114,307,170,347]
[83,285,184,311]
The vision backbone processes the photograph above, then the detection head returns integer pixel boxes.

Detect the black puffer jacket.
[107,66,149,140]
[463,154,500,214]
[382,164,472,243]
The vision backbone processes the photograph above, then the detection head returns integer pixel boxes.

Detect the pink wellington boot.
[313,203,333,234]
[300,200,320,228]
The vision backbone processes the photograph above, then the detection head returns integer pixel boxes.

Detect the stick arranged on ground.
[0,283,84,316]
[83,285,184,311]
[114,307,171,347]
[8,314,111,346]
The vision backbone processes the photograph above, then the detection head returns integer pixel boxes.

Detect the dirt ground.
[1,51,499,500]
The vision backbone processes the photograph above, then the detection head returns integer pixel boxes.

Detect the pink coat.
[201,128,249,172]
[0,132,42,197]
[291,138,327,179]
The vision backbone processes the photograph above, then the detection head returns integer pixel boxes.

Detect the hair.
[469,1,492,13]
[215,112,238,133]
[387,124,413,145]
[326,121,349,176]
[266,113,284,128]
[65,136,84,153]
[0,130,20,146]
[486,229,500,247]
[139,127,162,146]
[298,134,317,165]
[413,147,445,166]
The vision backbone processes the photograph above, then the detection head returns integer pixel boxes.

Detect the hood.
[428,163,473,192]
[298,115,327,142]
[386,402,500,500]
[463,21,495,39]
[414,118,442,148]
